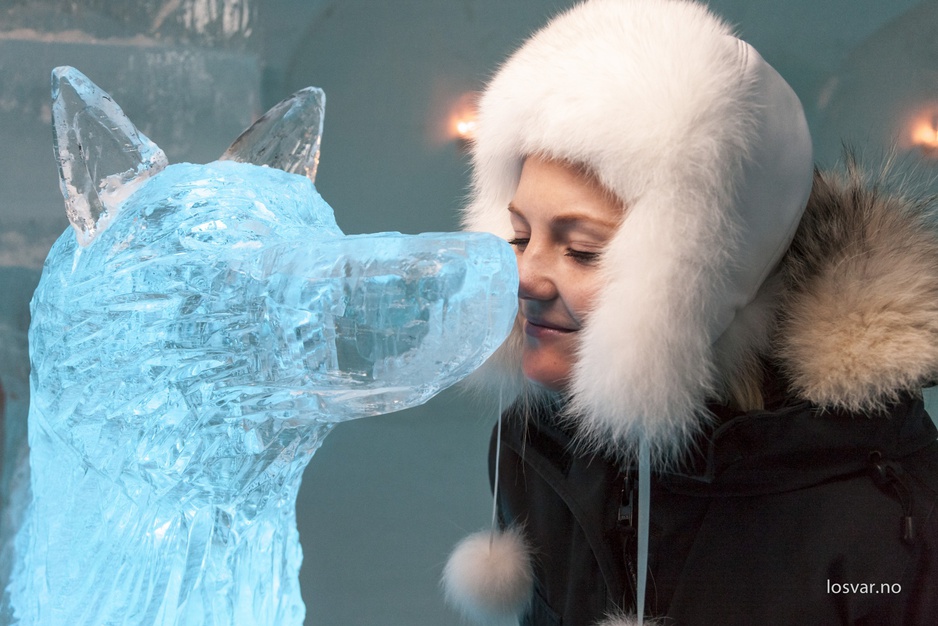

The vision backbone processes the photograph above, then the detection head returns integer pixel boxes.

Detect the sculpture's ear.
[220,87,325,184]
[51,66,168,246]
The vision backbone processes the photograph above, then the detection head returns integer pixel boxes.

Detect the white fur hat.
[463,0,813,464]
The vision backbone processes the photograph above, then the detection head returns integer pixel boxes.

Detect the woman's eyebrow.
[509,204,618,230]
[550,213,620,231]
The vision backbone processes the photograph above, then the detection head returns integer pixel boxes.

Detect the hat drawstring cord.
[636,438,650,625]
[490,388,504,547]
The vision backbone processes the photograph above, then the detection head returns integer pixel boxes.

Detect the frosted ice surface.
[1,1,256,48]
[3,68,518,625]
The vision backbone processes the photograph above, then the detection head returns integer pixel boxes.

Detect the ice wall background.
[1,0,936,624]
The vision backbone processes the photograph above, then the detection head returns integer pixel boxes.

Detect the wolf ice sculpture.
[3,67,517,625]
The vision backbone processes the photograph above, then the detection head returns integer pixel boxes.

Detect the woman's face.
[508,156,622,391]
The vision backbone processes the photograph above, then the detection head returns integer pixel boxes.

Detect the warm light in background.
[906,109,938,156]
[449,91,479,143]
[455,118,478,140]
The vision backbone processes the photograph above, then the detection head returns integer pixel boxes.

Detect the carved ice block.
[2,67,518,626]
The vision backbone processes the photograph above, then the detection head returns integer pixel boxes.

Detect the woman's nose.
[517,244,557,301]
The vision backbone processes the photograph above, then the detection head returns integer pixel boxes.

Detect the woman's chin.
[521,353,572,393]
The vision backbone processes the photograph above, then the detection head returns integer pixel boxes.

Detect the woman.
[442,0,938,624]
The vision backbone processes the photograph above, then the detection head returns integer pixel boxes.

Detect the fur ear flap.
[442,528,534,624]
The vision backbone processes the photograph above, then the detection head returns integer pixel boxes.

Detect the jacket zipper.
[869,450,916,543]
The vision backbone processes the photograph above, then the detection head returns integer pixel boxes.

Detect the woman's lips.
[524,319,576,338]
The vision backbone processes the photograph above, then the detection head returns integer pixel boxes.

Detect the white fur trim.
[463,0,812,465]
[596,614,664,626]
[595,616,665,626]
[594,616,641,626]
[442,528,534,624]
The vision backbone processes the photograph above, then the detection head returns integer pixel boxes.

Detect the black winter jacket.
[493,395,938,625]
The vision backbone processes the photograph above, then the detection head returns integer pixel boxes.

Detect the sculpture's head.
[29,67,517,506]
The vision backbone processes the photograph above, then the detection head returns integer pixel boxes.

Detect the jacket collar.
[660,394,938,496]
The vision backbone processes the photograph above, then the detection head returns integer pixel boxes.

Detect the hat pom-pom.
[442,527,533,624]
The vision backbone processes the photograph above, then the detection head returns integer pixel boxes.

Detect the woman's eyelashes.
[507,237,529,251]
[507,237,601,265]
[565,249,601,264]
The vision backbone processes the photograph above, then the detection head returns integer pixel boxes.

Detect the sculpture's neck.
[14,419,335,626]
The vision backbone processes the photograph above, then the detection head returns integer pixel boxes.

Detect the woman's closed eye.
[507,237,529,251]
[508,237,601,265]
[565,248,601,264]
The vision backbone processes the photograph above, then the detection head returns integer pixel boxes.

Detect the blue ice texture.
[2,67,518,625]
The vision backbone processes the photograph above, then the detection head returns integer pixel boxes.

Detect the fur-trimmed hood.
[462,0,814,465]
[775,158,938,412]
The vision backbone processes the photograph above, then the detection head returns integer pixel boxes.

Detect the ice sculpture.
[3,67,518,625]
